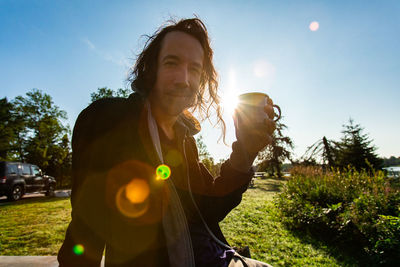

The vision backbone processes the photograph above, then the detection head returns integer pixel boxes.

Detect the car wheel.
[46,184,55,197]
[8,185,23,201]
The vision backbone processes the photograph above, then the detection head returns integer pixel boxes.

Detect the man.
[58,18,275,266]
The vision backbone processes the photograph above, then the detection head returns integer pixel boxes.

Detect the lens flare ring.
[116,184,150,218]
[156,164,171,180]
[125,179,150,204]
[73,244,84,255]
[309,21,319,31]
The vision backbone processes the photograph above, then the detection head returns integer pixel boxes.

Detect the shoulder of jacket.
[84,97,129,116]
[78,94,143,124]
[73,94,143,139]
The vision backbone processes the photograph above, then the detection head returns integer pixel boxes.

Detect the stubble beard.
[149,84,198,117]
[151,93,192,118]
[165,94,195,117]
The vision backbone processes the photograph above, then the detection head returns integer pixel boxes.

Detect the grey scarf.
[146,102,195,267]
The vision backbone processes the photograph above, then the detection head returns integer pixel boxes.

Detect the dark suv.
[0,161,56,201]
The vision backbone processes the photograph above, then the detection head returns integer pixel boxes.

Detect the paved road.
[0,256,105,267]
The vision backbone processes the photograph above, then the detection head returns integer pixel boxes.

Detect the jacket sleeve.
[209,141,255,196]
[200,161,253,223]
[58,105,106,266]
[188,137,254,223]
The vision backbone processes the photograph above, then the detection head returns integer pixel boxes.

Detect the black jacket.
[58,93,254,266]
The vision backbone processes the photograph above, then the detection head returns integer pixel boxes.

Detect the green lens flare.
[156,164,171,180]
[73,244,84,255]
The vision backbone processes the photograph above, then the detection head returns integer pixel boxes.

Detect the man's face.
[149,31,204,117]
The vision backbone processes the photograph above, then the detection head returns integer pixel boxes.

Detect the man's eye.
[191,67,201,75]
[165,61,177,66]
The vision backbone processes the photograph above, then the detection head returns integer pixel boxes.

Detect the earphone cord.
[183,138,233,250]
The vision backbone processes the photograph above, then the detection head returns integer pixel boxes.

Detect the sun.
[221,92,239,116]
[220,68,240,116]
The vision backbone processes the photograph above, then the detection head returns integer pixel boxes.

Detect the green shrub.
[276,166,400,265]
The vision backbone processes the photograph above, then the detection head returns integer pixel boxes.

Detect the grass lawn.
[0,197,71,255]
[1,178,359,266]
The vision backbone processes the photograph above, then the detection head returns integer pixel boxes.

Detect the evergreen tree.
[336,118,382,171]
[300,136,338,169]
[257,120,293,178]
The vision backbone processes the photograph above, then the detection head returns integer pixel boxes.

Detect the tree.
[0,97,26,161]
[300,136,338,169]
[382,156,400,167]
[195,135,221,176]
[335,118,382,171]
[90,87,131,103]
[0,98,14,160]
[46,134,72,187]
[11,89,71,181]
[196,135,210,160]
[300,119,383,172]
[257,120,294,178]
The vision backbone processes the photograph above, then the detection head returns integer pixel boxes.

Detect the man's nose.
[174,66,190,88]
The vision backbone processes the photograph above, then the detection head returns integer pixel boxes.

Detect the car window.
[21,164,31,175]
[0,162,5,176]
[7,164,19,175]
[32,165,41,176]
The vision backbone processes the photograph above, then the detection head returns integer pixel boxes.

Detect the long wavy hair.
[128,17,226,142]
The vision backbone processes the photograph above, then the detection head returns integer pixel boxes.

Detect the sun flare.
[220,68,240,116]
[221,92,239,116]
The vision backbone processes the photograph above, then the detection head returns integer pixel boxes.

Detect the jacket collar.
[128,92,201,136]
[131,92,200,166]
[177,110,201,136]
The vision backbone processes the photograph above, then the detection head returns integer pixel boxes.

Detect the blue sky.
[1,0,399,161]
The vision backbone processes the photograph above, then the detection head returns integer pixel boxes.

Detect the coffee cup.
[235,92,281,129]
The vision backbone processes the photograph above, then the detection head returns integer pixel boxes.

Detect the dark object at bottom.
[234,246,251,258]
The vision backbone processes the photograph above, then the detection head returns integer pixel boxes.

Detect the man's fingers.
[264,104,275,119]
[264,97,281,121]
[264,118,276,135]
[252,118,276,137]
[265,96,273,106]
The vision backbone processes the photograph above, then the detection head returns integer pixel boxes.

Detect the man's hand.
[233,96,277,157]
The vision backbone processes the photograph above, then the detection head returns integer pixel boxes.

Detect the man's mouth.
[166,92,192,98]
